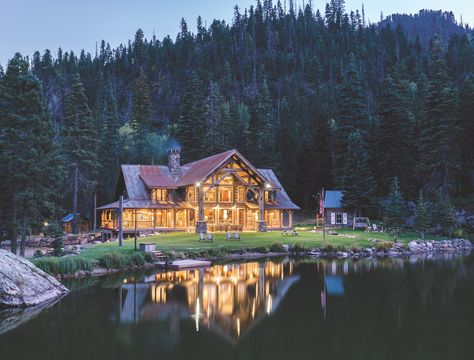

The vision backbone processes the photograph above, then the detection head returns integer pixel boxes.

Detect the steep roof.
[325,190,343,208]
[259,169,300,210]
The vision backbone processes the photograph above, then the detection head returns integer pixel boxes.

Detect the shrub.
[97,252,154,269]
[33,256,96,275]
[254,246,270,254]
[293,244,307,253]
[270,242,285,253]
[375,241,393,251]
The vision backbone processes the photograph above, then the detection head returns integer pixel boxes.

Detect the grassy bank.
[79,228,439,259]
[32,229,441,276]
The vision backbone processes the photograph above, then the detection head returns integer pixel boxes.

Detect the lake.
[1,254,474,360]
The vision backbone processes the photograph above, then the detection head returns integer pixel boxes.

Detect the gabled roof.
[139,165,179,189]
[259,169,300,210]
[325,190,343,208]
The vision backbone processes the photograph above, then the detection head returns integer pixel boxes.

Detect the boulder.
[0,249,69,308]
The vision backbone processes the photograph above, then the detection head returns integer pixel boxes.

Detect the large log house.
[99,149,299,234]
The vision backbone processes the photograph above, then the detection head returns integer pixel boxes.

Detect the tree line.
[1,1,473,251]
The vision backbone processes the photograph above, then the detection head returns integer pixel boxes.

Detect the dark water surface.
[1,254,474,360]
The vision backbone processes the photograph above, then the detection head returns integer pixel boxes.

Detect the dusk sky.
[1,0,472,66]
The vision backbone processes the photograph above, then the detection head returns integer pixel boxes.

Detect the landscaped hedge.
[33,257,97,275]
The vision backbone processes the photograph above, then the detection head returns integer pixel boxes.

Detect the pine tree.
[131,69,153,136]
[384,177,407,241]
[414,191,431,240]
[203,81,226,155]
[376,74,414,193]
[418,38,458,195]
[62,73,100,233]
[334,55,368,183]
[177,71,206,162]
[432,191,456,237]
[0,54,61,255]
[341,131,376,216]
[457,76,474,193]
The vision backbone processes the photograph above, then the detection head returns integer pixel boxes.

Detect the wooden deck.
[156,259,212,270]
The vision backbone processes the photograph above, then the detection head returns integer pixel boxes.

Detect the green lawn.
[80,228,440,260]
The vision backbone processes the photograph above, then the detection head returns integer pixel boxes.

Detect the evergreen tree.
[0,54,61,255]
[62,73,100,233]
[418,38,458,195]
[203,81,227,155]
[414,191,431,239]
[457,76,474,193]
[376,74,414,193]
[341,131,376,216]
[334,55,368,183]
[177,71,206,162]
[432,191,457,237]
[384,177,407,241]
[131,69,153,135]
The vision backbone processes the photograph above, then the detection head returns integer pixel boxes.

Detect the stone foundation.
[196,221,207,234]
[257,221,268,232]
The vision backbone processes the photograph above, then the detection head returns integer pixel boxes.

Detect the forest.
[0,0,473,247]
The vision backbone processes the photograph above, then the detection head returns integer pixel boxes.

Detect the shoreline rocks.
[0,249,69,308]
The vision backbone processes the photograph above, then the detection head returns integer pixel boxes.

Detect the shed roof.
[325,190,343,209]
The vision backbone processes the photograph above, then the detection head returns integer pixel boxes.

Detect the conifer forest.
[1,0,473,240]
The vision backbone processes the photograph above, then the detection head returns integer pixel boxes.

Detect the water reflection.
[115,261,299,343]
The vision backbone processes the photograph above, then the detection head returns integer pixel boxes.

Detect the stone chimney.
[168,149,181,176]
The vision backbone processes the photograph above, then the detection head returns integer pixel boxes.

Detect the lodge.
[98,149,299,234]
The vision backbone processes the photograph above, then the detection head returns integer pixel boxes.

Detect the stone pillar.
[257,187,267,232]
[196,186,207,233]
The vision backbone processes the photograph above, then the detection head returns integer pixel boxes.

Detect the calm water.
[1,254,474,360]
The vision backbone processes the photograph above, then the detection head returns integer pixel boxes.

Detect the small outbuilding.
[323,190,353,228]
[61,213,90,234]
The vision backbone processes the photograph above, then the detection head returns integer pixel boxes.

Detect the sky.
[0,0,473,66]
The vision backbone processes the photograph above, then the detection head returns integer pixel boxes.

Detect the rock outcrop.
[0,250,69,308]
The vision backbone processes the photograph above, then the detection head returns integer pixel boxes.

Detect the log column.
[196,185,207,233]
[257,187,267,232]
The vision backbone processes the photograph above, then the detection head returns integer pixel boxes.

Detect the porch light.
[43,222,49,227]
[265,183,271,189]
[196,182,202,187]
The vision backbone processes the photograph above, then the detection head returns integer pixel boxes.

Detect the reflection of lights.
[266,295,273,314]
[223,265,228,273]
[236,318,241,338]
[191,298,201,332]
[252,299,256,319]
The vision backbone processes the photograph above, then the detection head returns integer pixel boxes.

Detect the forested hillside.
[1,0,474,240]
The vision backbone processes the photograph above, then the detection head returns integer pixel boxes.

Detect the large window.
[187,187,195,202]
[204,188,217,203]
[218,187,233,203]
[237,187,246,203]
[219,209,233,224]
[204,209,216,223]
[152,189,168,202]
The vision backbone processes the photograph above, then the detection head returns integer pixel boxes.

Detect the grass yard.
[79,228,441,260]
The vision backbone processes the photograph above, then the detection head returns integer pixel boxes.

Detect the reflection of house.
[117,261,299,343]
[99,149,299,234]
[323,190,353,228]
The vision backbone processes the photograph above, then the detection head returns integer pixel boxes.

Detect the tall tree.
[62,73,100,233]
[414,191,431,240]
[418,36,459,195]
[0,54,61,255]
[384,177,407,241]
[176,71,206,162]
[457,75,474,193]
[341,131,376,216]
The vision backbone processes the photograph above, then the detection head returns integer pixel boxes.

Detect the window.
[187,187,195,202]
[152,189,168,202]
[336,213,343,225]
[219,209,233,224]
[219,175,233,185]
[237,187,246,203]
[204,188,217,203]
[265,191,276,202]
[219,187,233,203]
[204,209,216,223]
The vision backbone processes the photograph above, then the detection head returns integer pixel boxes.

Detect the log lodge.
[98,149,299,234]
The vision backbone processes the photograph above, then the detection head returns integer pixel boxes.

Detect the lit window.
[237,187,246,203]
[219,187,233,203]
[152,189,168,201]
[204,188,217,203]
